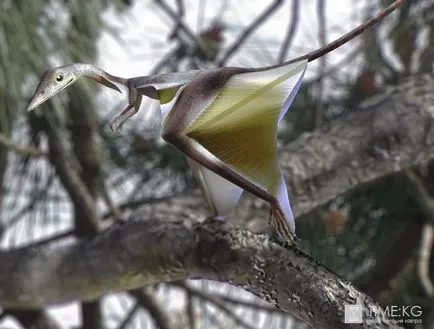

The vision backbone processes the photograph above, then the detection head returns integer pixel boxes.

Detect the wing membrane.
[187,158,244,218]
[185,60,307,194]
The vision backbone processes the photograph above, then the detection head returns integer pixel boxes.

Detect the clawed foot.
[109,116,126,134]
[109,103,136,134]
[269,207,297,245]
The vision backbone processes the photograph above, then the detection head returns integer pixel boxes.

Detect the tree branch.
[116,302,139,329]
[278,0,300,64]
[5,309,61,329]
[172,282,258,329]
[0,132,46,157]
[0,219,399,329]
[129,289,173,329]
[170,281,288,315]
[418,223,434,296]
[217,0,284,67]
[44,122,99,230]
[167,0,185,41]
[314,0,326,128]
[153,0,203,54]
[284,0,407,65]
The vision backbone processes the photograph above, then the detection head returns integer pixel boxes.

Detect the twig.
[101,195,176,219]
[418,223,434,296]
[172,282,258,329]
[17,229,75,250]
[150,47,181,75]
[130,289,173,329]
[314,0,326,128]
[370,28,400,79]
[44,120,99,230]
[154,0,204,53]
[3,172,56,233]
[217,0,284,67]
[151,0,188,74]
[196,0,206,31]
[309,43,363,83]
[175,282,289,316]
[168,0,185,41]
[210,293,287,315]
[117,302,140,329]
[5,309,62,329]
[186,290,196,329]
[202,308,227,329]
[0,132,46,157]
[278,0,300,64]
[282,0,407,65]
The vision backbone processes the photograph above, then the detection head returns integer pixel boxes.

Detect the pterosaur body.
[27,61,306,243]
[26,0,406,243]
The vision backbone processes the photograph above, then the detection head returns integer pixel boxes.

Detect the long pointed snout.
[26,70,58,111]
[26,63,124,112]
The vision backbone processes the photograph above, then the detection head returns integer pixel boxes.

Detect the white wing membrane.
[187,158,244,218]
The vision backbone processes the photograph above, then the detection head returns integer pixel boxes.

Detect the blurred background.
[0,0,433,328]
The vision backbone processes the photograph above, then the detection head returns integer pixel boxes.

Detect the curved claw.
[109,103,138,133]
[270,206,296,245]
[109,117,124,134]
[108,89,143,133]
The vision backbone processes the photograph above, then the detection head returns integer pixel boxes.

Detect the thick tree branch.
[0,219,399,329]
[280,75,434,216]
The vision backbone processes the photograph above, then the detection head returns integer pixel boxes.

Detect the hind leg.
[164,132,297,244]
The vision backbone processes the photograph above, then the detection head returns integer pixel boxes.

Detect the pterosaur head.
[26,63,122,112]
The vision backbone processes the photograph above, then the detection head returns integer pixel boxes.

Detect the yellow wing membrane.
[185,60,307,197]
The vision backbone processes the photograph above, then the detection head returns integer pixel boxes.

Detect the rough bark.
[0,219,400,329]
